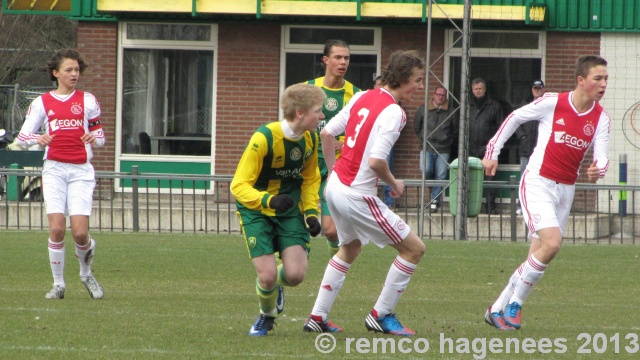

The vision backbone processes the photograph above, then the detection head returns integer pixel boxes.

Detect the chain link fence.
[0,85,51,133]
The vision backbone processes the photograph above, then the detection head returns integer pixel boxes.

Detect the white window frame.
[114,22,218,193]
[115,22,218,166]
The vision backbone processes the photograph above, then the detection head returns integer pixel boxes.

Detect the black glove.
[306,216,321,237]
[269,194,294,211]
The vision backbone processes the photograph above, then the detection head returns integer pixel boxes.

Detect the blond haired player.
[231,84,324,336]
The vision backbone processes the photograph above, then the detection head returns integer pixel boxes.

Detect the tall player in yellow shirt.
[306,39,361,255]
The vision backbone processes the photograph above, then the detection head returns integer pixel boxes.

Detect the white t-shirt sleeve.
[486,94,552,160]
[592,111,610,177]
[370,104,404,160]
[84,92,105,148]
[84,92,101,121]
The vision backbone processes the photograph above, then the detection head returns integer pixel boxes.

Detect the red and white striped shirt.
[17,90,104,164]
[324,89,405,192]
[485,91,609,185]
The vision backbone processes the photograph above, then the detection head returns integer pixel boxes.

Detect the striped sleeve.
[485,96,548,160]
[85,92,105,148]
[230,131,271,210]
[300,132,320,217]
[16,96,46,148]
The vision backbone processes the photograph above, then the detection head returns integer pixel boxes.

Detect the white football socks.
[310,256,351,321]
[76,238,95,280]
[491,262,524,312]
[48,239,65,287]
[373,256,417,318]
[510,254,548,305]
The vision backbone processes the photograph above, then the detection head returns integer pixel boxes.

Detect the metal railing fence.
[1,167,638,244]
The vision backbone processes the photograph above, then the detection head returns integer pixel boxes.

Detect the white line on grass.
[0,307,60,312]
[4,345,200,355]
[3,345,326,358]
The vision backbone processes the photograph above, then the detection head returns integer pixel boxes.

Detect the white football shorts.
[519,170,575,239]
[326,172,411,248]
[42,160,96,216]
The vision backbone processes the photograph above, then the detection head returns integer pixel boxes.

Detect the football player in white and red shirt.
[16,49,105,301]
[482,55,610,330]
[303,51,426,336]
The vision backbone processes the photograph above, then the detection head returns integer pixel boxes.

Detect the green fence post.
[7,163,23,201]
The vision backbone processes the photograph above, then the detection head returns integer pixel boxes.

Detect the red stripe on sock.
[76,242,91,251]
[393,258,415,275]
[329,258,349,274]
[48,241,64,250]
[528,256,547,271]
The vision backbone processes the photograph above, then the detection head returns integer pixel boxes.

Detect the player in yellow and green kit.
[231,83,325,336]
[306,39,361,255]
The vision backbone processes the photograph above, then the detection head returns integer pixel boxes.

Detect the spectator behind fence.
[413,86,457,213]
[468,78,504,214]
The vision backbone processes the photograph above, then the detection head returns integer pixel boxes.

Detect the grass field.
[1,230,640,359]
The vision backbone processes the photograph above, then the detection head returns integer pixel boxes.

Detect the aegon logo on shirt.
[50,119,84,131]
[554,131,591,150]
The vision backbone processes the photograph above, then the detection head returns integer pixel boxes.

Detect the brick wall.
[545,32,601,93]
[77,21,118,172]
[215,23,281,176]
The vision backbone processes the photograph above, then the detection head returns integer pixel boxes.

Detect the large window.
[281,25,380,93]
[118,23,216,157]
[445,30,545,164]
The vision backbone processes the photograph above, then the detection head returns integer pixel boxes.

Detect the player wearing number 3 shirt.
[482,55,610,331]
[16,49,105,301]
[304,51,427,336]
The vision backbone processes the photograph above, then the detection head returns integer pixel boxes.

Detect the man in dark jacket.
[469,78,504,214]
[414,86,457,212]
